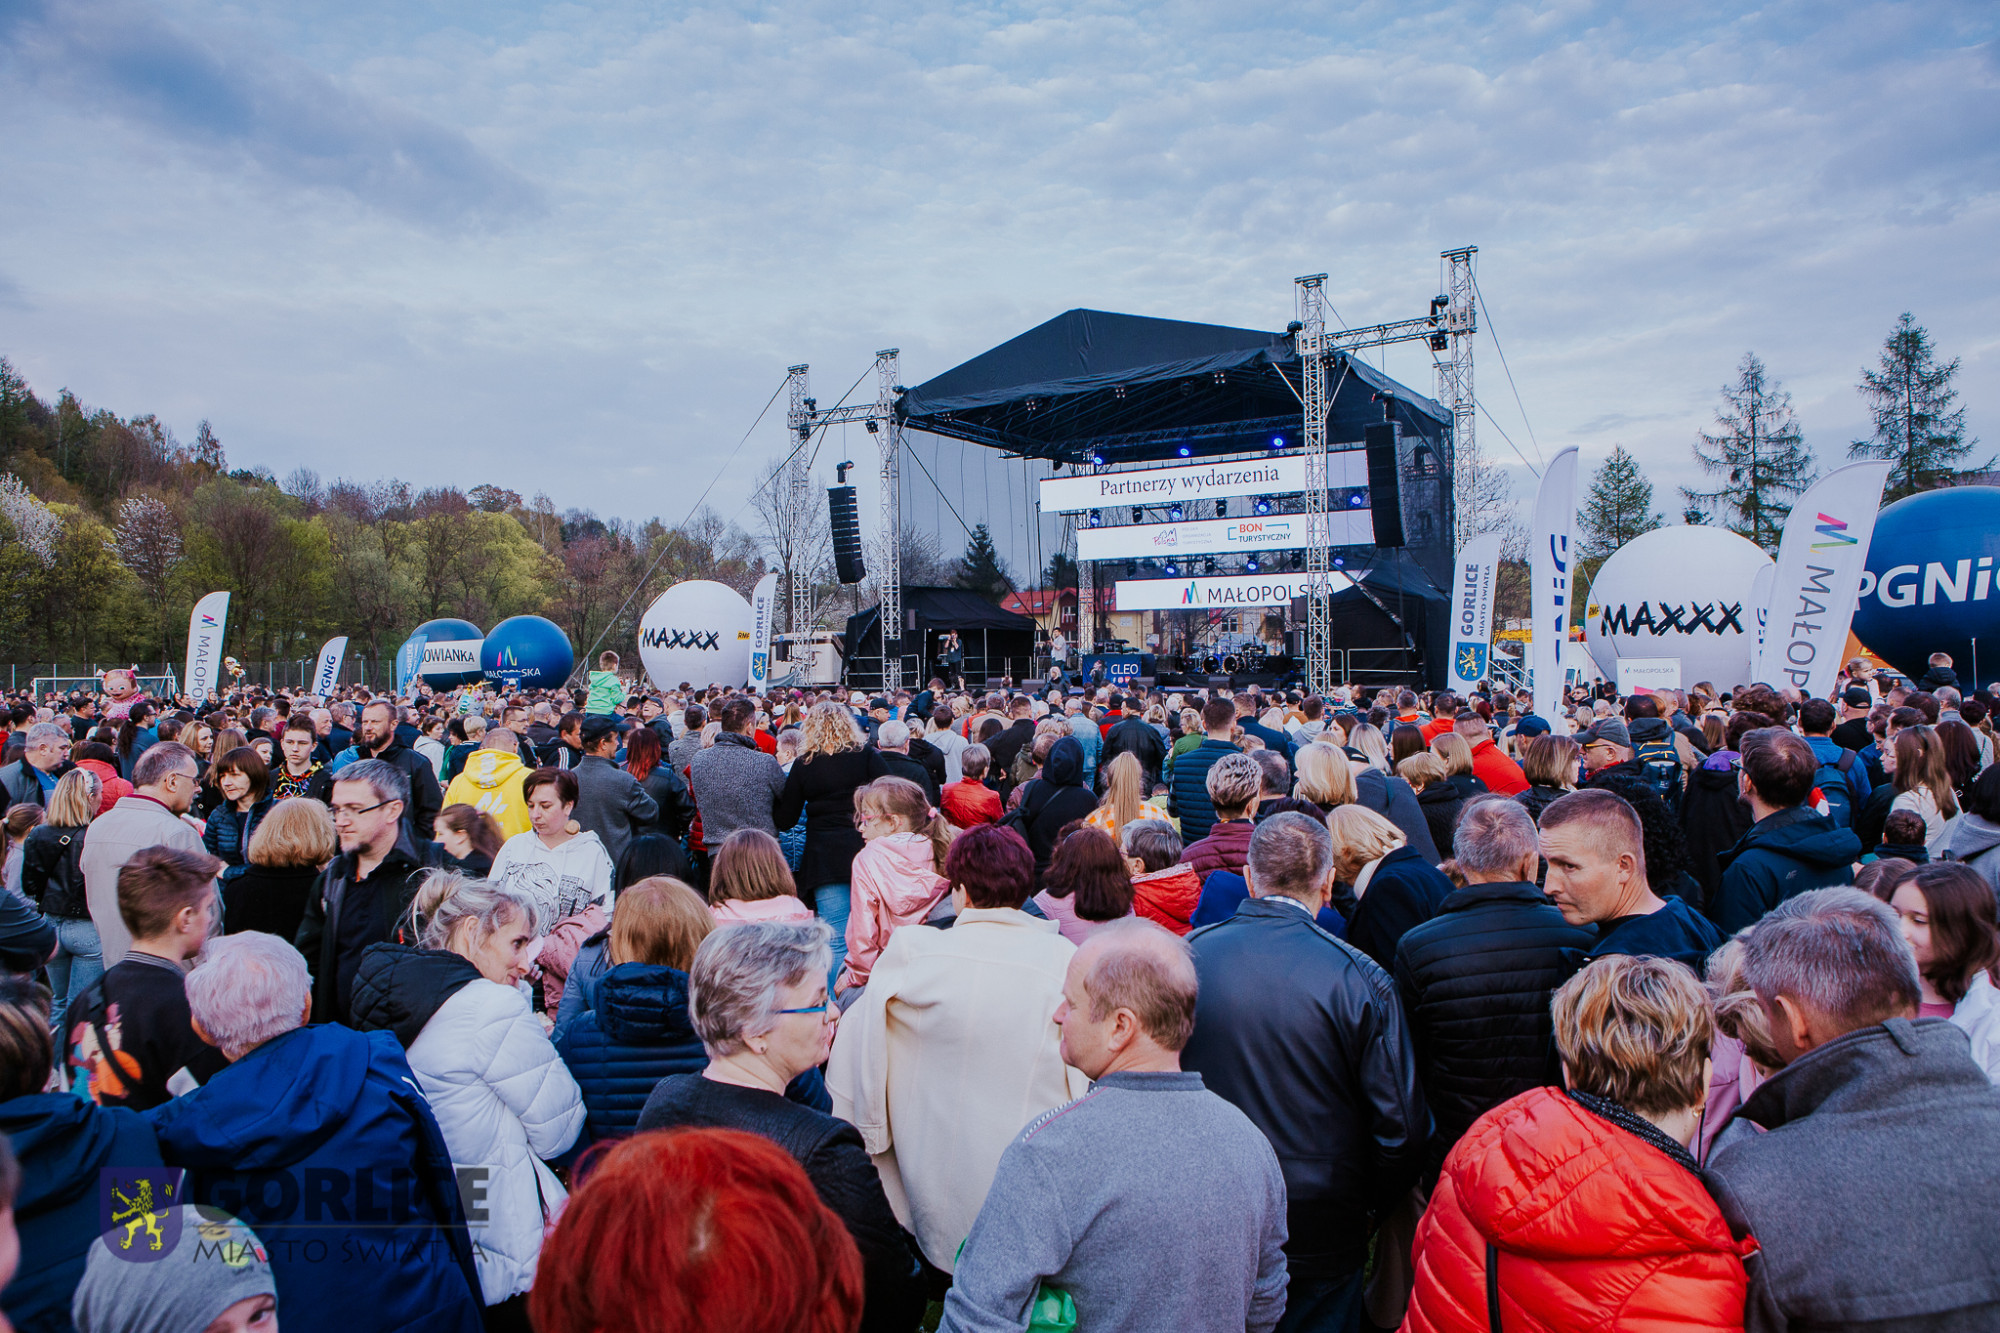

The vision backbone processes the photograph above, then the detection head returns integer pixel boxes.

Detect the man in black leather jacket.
[1182,811,1428,1333]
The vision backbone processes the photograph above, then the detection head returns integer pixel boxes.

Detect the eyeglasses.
[775,999,832,1016]
[331,799,394,819]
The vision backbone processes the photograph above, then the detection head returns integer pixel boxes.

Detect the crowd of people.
[0,646,1996,1332]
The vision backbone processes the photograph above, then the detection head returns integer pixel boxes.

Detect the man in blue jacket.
[152,933,483,1333]
[1169,697,1245,845]
[1797,697,1869,828]
[1711,730,1864,935]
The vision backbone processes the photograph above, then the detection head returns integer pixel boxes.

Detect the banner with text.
[1113,571,1356,611]
[746,572,779,691]
[311,636,348,697]
[1039,453,1369,513]
[1448,533,1503,690]
[1749,461,1891,695]
[184,590,230,705]
[1077,510,1373,562]
[1531,448,1579,721]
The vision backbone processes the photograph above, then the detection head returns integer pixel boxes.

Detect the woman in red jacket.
[1404,954,1754,1333]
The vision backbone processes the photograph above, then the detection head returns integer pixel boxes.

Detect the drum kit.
[1201,646,1271,675]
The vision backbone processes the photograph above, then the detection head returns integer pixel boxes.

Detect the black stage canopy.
[899,308,1450,466]
[1326,556,1450,690]
[842,587,1038,693]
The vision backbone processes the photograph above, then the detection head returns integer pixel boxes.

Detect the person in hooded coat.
[0,977,164,1333]
[552,878,828,1142]
[149,933,484,1333]
[1940,764,2000,897]
[348,873,583,1325]
[1404,956,1752,1333]
[1012,735,1097,883]
[443,733,534,839]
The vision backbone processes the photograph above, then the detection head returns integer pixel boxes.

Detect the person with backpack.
[1798,696,1869,829]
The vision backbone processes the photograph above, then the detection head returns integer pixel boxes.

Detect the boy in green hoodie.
[586,650,624,716]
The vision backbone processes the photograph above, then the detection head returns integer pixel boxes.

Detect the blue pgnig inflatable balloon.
[1853,486,2000,691]
[395,618,485,693]
[482,615,576,689]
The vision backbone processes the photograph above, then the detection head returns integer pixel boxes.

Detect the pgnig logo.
[1857,557,1998,608]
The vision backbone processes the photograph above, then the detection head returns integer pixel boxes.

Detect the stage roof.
[899,308,1450,465]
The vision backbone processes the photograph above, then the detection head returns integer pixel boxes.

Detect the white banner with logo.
[1531,448,1579,721]
[1750,461,1891,695]
[746,572,779,691]
[184,590,230,704]
[1076,510,1373,561]
[1039,453,1368,513]
[1448,533,1503,691]
[1113,570,1356,610]
[311,636,348,697]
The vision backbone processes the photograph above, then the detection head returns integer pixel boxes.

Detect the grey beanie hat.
[73,1206,276,1333]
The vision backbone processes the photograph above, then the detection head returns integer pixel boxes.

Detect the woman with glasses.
[637,920,923,1333]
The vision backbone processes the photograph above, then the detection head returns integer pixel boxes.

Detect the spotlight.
[1204,558,1217,574]
[1089,453,1104,465]
[1246,556,1260,574]
[1088,509,1102,527]
[1271,435,1285,448]
[1332,555,1346,568]
[1290,551,1303,570]
[1254,497,1272,516]
[1132,507,1144,523]
[1177,445,1191,457]
[864,419,879,434]
[1169,505,1184,522]
[1126,561,1138,576]
[1163,562,1179,578]
[1216,499,1227,517]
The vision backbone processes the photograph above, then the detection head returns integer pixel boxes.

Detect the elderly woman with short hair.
[636,921,921,1333]
[1403,954,1751,1333]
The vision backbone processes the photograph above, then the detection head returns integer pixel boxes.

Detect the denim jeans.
[813,882,852,989]
[47,915,102,1037]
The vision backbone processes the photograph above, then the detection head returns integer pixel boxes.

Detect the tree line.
[0,359,768,676]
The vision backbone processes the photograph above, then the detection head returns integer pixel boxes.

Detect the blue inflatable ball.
[1852,486,2000,691]
[481,615,576,690]
[396,618,485,691]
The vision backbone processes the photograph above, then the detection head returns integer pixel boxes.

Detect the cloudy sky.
[1,0,1994,579]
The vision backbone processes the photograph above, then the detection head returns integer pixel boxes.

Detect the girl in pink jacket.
[707,829,815,925]
[838,777,952,995]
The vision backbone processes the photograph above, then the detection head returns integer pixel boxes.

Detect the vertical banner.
[1750,461,1892,696]
[746,572,779,692]
[311,636,348,698]
[184,591,230,705]
[1448,533,1504,691]
[1748,564,1776,664]
[1531,448,1579,723]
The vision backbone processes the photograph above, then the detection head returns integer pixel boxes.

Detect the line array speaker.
[829,486,866,584]
[1364,422,1405,548]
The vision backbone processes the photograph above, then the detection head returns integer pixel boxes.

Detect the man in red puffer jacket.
[1404,955,1753,1333]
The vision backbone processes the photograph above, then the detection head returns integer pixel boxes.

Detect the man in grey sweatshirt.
[941,920,1289,1333]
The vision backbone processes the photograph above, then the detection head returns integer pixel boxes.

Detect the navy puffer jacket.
[554,962,830,1143]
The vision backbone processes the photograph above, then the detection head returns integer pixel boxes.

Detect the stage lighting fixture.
[1132,507,1144,523]
[1163,562,1179,578]
[1253,497,1272,516]
[1332,555,1346,568]
[1290,551,1302,570]
[1271,435,1285,448]
[1089,453,1104,465]
[1349,492,1366,507]
[1204,558,1217,574]
[1215,499,1228,517]
[864,419,879,434]
[1126,561,1138,576]
[1178,445,1191,457]
[1245,556,1260,574]
[1169,505,1184,522]
[1088,509,1102,527]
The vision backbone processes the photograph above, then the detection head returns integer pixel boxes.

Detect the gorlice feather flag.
[747,573,779,692]
[1531,449,1579,723]
[311,636,348,698]
[184,591,230,704]
[1448,534,1503,692]
[1750,462,1891,696]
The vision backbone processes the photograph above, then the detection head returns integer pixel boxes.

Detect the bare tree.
[114,494,183,658]
[283,467,325,510]
[750,457,831,633]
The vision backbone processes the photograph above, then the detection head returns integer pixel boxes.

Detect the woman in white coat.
[349,871,585,1332]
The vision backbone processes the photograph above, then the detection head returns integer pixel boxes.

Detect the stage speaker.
[1364,422,1404,548]
[829,486,866,584]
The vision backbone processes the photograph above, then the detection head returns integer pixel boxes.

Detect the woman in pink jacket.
[838,777,951,996]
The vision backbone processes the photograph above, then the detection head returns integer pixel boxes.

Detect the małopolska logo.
[100,1168,183,1261]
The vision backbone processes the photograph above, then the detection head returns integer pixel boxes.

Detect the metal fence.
[7,659,398,697]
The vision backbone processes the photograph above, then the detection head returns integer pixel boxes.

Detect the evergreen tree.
[1849,313,1986,500]
[1680,352,1815,552]
[954,523,1014,602]
[1578,445,1663,561]
[1043,550,1077,590]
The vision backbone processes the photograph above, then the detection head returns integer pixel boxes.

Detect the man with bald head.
[1182,812,1426,1333]
[1539,788,1721,970]
[941,920,1289,1333]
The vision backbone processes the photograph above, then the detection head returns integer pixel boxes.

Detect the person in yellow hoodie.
[443,728,534,837]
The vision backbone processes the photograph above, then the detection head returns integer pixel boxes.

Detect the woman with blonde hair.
[1349,722,1391,773]
[1888,724,1960,852]
[1331,801,1455,972]
[1429,732,1489,801]
[21,768,102,1031]
[554,876,834,1142]
[1700,935,1783,1162]
[225,796,337,941]
[1085,751,1168,837]
[774,701,890,984]
[350,871,584,1326]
